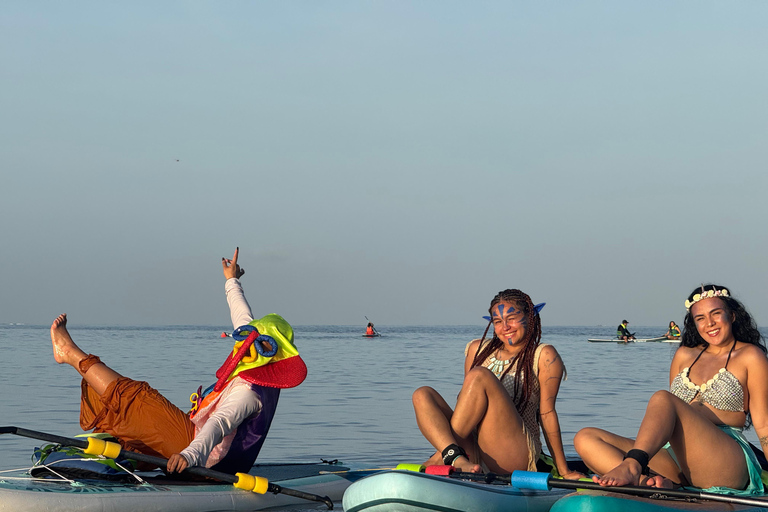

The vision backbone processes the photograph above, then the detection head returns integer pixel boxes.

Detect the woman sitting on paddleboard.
[49,248,307,475]
[665,320,681,340]
[575,284,768,495]
[412,289,583,479]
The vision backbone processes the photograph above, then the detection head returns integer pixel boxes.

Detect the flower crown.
[684,286,730,310]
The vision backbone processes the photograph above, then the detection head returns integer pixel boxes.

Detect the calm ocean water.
[1,323,763,506]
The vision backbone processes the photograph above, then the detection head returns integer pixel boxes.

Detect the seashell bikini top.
[670,340,744,413]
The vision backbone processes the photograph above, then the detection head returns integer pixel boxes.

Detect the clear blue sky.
[2,2,766,327]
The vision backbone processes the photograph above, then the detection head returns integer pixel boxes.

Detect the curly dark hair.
[470,289,542,408]
[681,284,765,352]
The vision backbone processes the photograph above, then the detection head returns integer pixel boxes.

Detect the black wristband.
[441,444,466,466]
[624,449,650,476]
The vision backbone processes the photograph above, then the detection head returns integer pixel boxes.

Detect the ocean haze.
[1,2,767,327]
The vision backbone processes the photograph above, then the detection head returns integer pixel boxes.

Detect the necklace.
[487,354,512,377]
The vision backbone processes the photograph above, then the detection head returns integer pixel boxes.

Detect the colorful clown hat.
[214,314,307,391]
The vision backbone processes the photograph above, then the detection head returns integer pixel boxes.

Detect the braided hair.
[471,289,542,409]
[681,284,765,352]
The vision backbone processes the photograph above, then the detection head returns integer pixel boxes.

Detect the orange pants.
[79,357,196,461]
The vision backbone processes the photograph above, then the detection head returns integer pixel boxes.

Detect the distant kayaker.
[575,284,768,495]
[617,320,635,343]
[49,248,306,475]
[366,322,375,336]
[412,289,584,480]
[665,320,681,340]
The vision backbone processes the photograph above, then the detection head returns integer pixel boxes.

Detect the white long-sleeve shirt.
[179,278,263,467]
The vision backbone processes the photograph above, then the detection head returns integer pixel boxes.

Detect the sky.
[1,1,767,327]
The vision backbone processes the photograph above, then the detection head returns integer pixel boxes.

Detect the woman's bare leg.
[51,314,123,396]
[414,368,533,474]
[454,368,531,473]
[578,391,748,489]
[574,427,684,486]
[412,386,478,469]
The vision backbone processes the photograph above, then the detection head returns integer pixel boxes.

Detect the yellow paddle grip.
[84,437,122,459]
[235,473,269,494]
[396,463,426,472]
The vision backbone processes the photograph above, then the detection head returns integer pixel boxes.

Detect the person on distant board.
[49,248,306,475]
[366,322,376,336]
[411,289,584,479]
[575,284,768,496]
[617,320,635,343]
[665,320,681,340]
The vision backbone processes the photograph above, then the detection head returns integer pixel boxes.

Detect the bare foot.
[423,451,443,467]
[645,475,675,489]
[50,314,86,366]
[451,456,482,474]
[592,459,642,487]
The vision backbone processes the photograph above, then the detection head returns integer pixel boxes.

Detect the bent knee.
[412,386,437,406]
[573,427,599,450]
[464,366,496,387]
[647,389,678,407]
[573,427,611,454]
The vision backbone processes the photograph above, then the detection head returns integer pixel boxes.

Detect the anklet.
[441,444,466,466]
[624,449,650,475]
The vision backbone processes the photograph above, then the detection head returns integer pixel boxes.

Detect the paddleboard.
[0,461,369,512]
[342,469,569,512]
[550,490,768,511]
[362,333,381,338]
[587,337,667,343]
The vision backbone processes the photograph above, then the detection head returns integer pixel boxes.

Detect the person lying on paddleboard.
[665,320,681,340]
[412,289,583,479]
[49,247,306,475]
[617,320,635,343]
[575,284,768,495]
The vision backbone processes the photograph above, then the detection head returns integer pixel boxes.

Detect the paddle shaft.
[1,426,333,509]
[542,476,768,508]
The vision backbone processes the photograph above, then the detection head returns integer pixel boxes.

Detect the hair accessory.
[684,285,730,310]
[623,449,650,476]
[441,444,466,466]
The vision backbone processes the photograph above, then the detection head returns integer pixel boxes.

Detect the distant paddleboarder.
[617,320,635,343]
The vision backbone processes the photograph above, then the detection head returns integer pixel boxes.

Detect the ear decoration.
[482,316,492,322]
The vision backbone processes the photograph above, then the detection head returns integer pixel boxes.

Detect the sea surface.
[0,323,763,507]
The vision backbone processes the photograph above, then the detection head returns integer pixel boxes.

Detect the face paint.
[492,301,527,345]
[493,303,518,319]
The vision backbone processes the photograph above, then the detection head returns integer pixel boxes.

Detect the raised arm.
[222,248,254,328]
[537,345,583,479]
